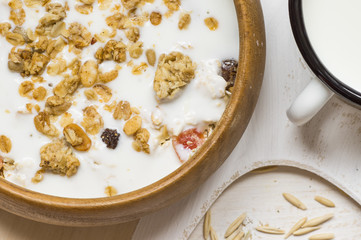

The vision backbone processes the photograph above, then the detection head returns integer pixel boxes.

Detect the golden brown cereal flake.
[75,4,93,15]
[53,75,80,97]
[18,81,34,98]
[104,100,117,112]
[63,124,92,151]
[98,0,112,10]
[49,21,66,38]
[113,100,132,120]
[13,26,33,43]
[59,112,74,128]
[24,0,50,8]
[98,69,119,83]
[40,138,80,177]
[146,49,156,66]
[132,62,148,75]
[31,169,44,183]
[95,40,127,63]
[84,89,98,101]
[47,58,67,76]
[124,116,142,136]
[34,111,60,137]
[81,106,104,135]
[0,135,12,154]
[8,0,22,9]
[163,0,180,11]
[93,84,112,102]
[153,52,196,100]
[9,8,26,26]
[105,186,117,197]
[150,12,162,25]
[5,32,25,46]
[68,23,92,48]
[125,27,140,42]
[178,13,191,30]
[80,60,99,87]
[129,41,143,59]
[132,128,150,153]
[204,17,219,31]
[121,0,141,9]
[106,13,128,30]
[45,96,72,116]
[36,3,67,36]
[33,86,47,101]
[0,23,11,36]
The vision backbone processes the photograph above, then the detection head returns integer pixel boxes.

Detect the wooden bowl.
[0,0,266,226]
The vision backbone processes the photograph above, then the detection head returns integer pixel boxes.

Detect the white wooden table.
[2,0,361,239]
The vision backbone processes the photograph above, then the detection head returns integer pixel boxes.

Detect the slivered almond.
[255,226,285,235]
[283,193,307,210]
[203,211,211,240]
[232,231,245,240]
[284,217,307,239]
[210,227,219,240]
[314,196,335,208]
[303,213,334,228]
[294,227,321,236]
[309,233,334,240]
[224,212,247,238]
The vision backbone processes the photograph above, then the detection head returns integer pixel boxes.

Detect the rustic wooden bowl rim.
[0,0,266,226]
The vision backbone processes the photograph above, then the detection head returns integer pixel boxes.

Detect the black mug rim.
[289,0,361,105]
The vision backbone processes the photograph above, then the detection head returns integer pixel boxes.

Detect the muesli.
[0,0,239,198]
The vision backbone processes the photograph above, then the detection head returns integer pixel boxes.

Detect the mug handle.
[287,79,334,126]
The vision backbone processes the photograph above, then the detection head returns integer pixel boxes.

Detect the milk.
[302,0,361,92]
[0,0,239,198]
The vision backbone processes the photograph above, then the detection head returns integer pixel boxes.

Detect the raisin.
[101,128,120,149]
[221,59,238,90]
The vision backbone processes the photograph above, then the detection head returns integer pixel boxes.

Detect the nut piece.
[146,49,156,66]
[153,52,196,100]
[178,13,191,30]
[81,106,104,135]
[132,128,150,154]
[80,60,99,87]
[40,138,80,177]
[45,96,71,116]
[113,100,132,120]
[204,17,219,31]
[101,128,120,149]
[221,59,238,90]
[34,112,60,137]
[63,124,92,151]
[150,12,162,26]
[0,135,12,153]
[124,116,142,136]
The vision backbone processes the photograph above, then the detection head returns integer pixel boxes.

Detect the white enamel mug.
[288,0,361,126]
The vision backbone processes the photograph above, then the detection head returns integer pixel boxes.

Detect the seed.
[210,227,219,240]
[224,212,246,238]
[314,196,335,208]
[294,227,321,236]
[303,214,334,228]
[283,193,307,210]
[309,233,334,240]
[284,217,307,239]
[232,231,244,240]
[203,211,211,240]
[226,229,243,240]
[255,226,285,235]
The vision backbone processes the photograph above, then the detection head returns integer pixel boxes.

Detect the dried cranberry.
[101,128,120,149]
[221,59,238,89]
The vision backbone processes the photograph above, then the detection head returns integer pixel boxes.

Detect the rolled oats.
[204,17,219,31]
[75,4,93,15]
[105,186,117,197]
[132,62,148,75]
[95,40,127,63]
[113,100,132,120]
[178,13,191,30]
[53,75,80,97]
[98,69,118,83]
[124,116,142,136]
[18,81,34,98]
[34,111,60,137]
[150,12,162,25]
[0,135,12,153]
[121,0,141,9]
[33,86,47,101]
[10,8,26,26]
[93,84,112,102]
[106,13,128,30]
[132,128,150,153]
[59,112,74,128]
[5,32,25,46]
[163,0,180,11]
[129,41,143,59]
[45,96,72,116]
[81,106,104,135]
[68,23,92,48]
[0,23,11,36]
[47,58,67,76]
[84,89,98,101]
[125,27,140,42]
